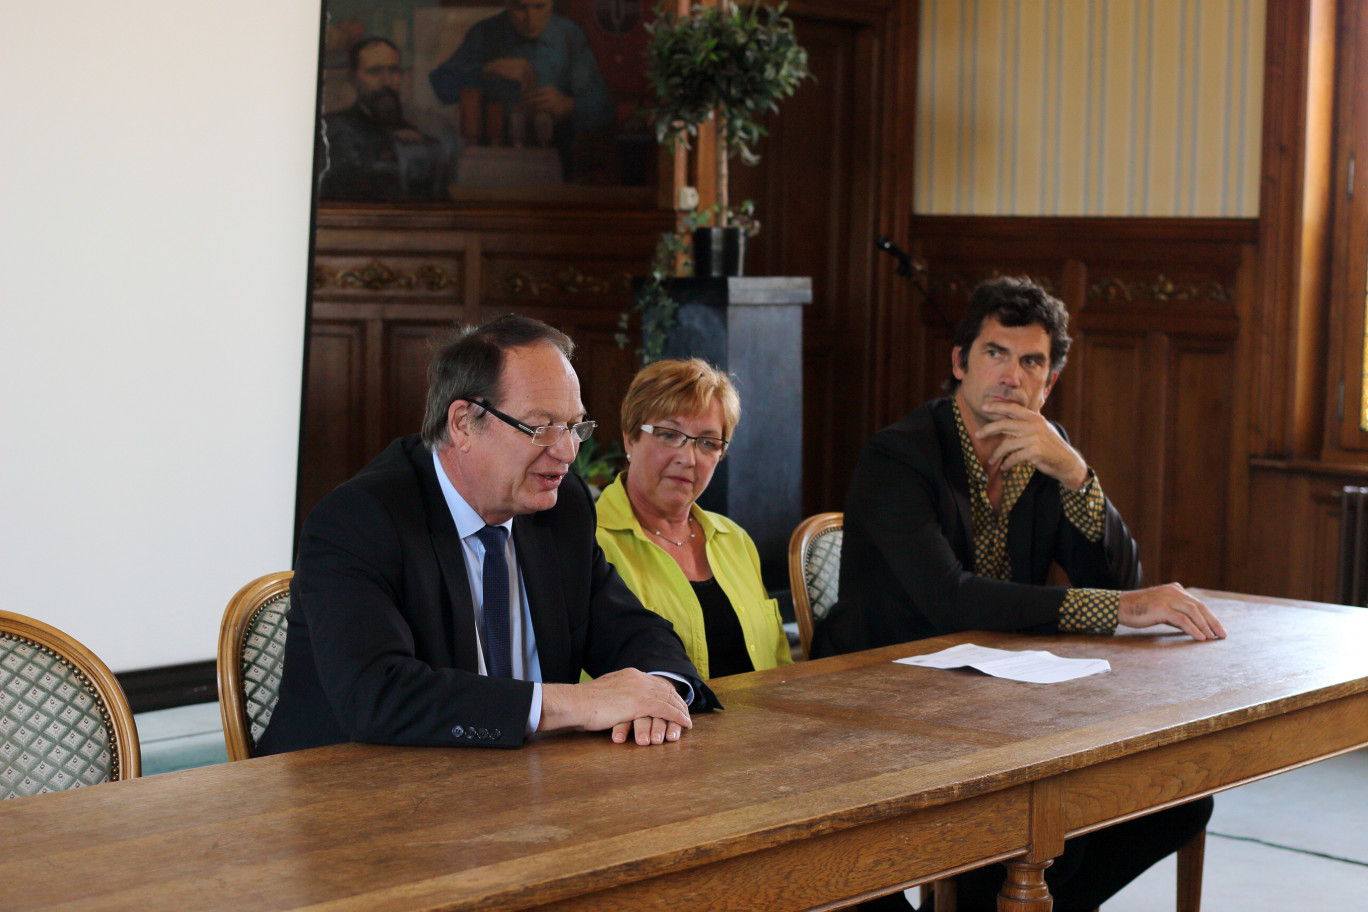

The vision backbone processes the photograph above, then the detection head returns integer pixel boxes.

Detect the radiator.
[1337,486,1368,606]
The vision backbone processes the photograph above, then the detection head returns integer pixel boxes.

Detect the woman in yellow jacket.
[595,358,792,678]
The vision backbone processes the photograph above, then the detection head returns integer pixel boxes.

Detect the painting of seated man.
[319,0,655,201]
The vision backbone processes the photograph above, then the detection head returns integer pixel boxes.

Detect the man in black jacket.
[814,276,1224,911]
[259,315,710,755]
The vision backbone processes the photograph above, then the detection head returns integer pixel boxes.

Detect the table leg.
[997,859,1052,912]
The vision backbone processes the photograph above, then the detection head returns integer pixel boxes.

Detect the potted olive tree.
[644,0,810,277]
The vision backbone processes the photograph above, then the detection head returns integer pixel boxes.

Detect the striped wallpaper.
[915,0,1266,217]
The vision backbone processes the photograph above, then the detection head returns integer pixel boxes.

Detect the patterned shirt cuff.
[1060,469,1106,542]
[1058,588,1120,634]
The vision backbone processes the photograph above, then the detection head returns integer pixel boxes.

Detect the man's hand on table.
[540,668,692,746]
[1118,583,1228,641]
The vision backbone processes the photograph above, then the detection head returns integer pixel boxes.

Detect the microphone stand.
[875,235,955,332]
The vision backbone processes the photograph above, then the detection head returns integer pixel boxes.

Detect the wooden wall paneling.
[1323,0,1368,457]
[298,318,369,532]
[299,209,673,537]
[918,316,955,406]
[1223,247,1260,592]
[1242,469,1307,598]
[729,7,891,514]
[571,325,643,453]
[303,221,476,531]
[384,320,453,445]
[870,0,921,428]
[1243,465,1368,601]
[1140,331,1172,585]
[1053,260,1090,438]
[1251,0,1336,458]
[1071,333,1153,577]
[1311,483,1345,601]
[479,249,641,312]
[1162,339,1236,589]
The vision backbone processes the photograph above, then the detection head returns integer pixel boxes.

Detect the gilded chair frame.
[0,609,141,786]
[217,571,292,761]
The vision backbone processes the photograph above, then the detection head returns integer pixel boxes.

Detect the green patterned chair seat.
[242,592,289,747]
[1,635,122,799]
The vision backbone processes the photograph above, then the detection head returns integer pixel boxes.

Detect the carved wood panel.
[297,209,669,534]
[1161,341,1235,587]
[1073,334,1150,569]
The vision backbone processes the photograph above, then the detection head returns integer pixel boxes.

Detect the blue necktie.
[476,525,512,678]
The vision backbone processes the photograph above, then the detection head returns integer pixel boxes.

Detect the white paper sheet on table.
[894,643,1111,684]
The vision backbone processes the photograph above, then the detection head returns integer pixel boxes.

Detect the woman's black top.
[689,577,754,678]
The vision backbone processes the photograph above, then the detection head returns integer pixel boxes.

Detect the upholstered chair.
[217,571,292,761]
[788,511,844,661]
[1,611,140,799]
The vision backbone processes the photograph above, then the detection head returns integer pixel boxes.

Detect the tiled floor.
[136,704,1367,909]
[1106,746,1368,911]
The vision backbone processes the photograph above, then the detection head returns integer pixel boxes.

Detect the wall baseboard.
[117,660,217,714]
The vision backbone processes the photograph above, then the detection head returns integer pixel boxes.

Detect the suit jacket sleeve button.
[491,728,502,739]
[451,726,464,738]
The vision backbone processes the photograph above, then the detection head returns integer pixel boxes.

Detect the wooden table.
[3,591,1367,912]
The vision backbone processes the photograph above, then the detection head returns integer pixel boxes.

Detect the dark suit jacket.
[813,398,1142,657]
[258,435,706,754]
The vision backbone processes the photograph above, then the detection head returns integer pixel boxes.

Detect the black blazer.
[813,398,1142,657]
[258,435,705,754]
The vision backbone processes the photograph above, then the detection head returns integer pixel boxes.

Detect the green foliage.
[615,201,759,365]
[689,200,761,238]
[616,228,688,365]
[570,436,626,488]
[644,2,811,167]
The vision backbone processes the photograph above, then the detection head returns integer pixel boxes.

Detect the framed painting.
[317,0,660,205]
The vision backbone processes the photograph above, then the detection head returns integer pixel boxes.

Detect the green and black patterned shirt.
[952,401,1119,634]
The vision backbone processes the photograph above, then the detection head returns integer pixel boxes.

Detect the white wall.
[0,1,320,671]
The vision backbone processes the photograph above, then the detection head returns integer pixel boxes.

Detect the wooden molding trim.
[1088,275,1233,305]
[316,259,460,292]
[1249,457,1368,481]
[314,206,675,234]
[491,267,634,298]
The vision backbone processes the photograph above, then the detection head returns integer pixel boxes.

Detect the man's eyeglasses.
[640,424,729,456]
[469,400,596,446]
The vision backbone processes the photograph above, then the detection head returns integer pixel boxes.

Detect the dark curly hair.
[946,276,1072,392]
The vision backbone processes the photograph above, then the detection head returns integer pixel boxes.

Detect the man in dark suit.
[813,276,1225,911]
[259,315,710,756]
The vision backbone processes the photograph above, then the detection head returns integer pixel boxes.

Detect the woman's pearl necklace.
[650,514,696,547]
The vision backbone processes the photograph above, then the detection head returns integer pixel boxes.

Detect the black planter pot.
[692,227,747,277]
